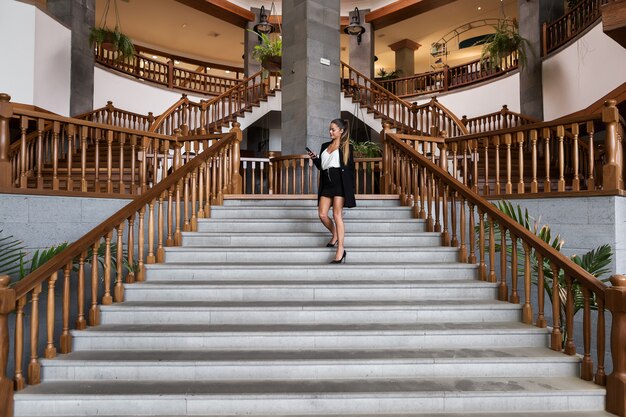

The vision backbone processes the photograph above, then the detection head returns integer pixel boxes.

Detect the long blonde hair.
[331,118,350,165]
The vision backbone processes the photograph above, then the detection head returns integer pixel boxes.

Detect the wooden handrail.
[543,0,609,55]
[74,101,155,131]
[462,105,538,134]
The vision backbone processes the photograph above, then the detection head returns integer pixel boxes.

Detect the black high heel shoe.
[326,240,338,248]
[330,250,346,264]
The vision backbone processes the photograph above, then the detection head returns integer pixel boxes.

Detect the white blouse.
[321,147,340,170]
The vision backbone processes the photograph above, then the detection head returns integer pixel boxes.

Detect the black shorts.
[320,168,345,198]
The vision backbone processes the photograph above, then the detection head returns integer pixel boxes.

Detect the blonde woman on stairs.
[306,118,356,264]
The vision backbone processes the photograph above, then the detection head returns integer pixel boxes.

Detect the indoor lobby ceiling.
[97,0,518,76]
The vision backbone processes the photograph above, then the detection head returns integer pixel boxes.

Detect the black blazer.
[312,141,356,208]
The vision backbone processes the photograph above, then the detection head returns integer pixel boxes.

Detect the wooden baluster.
[60,264,72,353]
[433,176,441,232]
[487,215,496,282]
[28,284,42,384]
[157,193,165,263]
[543,128,551,192]
[76,251,87,330]
[118,132,126,193]
[127,216,136,282]
[175,173,183,246]
[216,149,224,204]
[510,235,519,303]
[595,297,606,385]
[498,225,508,301]
[557,125,565,192]
[204,160,212,215]
[102,232,113,304]
[564,274,576,354]
[412,164,420,218]
[152,138,160,189]
[147,201,156,264]
[115,223,125,302]
[18,117,27,187]
[299,159,305,195]
[52,121,60,190]
[472,140,479,192]
[521,242,533,324]
[441,185,450,246]
[550,261,562,351]
[580,286,593,380]
[34,119,44,189]
[482,138,490,195]
[449,191,458,248]
[504,133,512,194]
[79,126,87,192]
[530,130,538,193]
[139,136,148,194]
[517,132,525,193]
[198,164,205,218]
[106,130,114,193]
[89,241,100,326]
[0,277,15,417]
[569,123,580,191]
[418,166,426,220]
[477,209,486,280]
[458,197,467,262]
[137,207,146,281]
[191,171,198,231]
[94,129,101,192]
[536,253,547,327]
[493,135,500,195]
[14,295,26,391]
[44,272,58,359]
[130,135,138,194]
[587,121,595,190]
[606,275,626,414]
[66,124,75,191]
[468,203,476,264]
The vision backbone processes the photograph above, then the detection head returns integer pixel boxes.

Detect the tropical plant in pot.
[89,27,135,58]
[480,19,529,69]
[250,31,282,73]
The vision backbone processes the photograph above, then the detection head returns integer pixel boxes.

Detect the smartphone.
[305,147,313,154]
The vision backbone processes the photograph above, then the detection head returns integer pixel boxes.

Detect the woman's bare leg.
[332,196,345,260]
[318,196,336,244]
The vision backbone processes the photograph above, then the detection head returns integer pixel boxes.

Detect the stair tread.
[128,279,493,287]
[165,246,458,252]
[41,347,578,364]
[15,377,603,397]
[145,262,477,269]
[15,413,616,417]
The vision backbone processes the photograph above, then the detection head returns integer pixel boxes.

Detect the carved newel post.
[0,94,13,188]
[602,100,623,191]
[607,274,626,416]
[381,121,393,194]
[230,122,243,194]
[0,275,16,417]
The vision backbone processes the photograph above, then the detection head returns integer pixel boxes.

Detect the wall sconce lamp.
[253,5,274,35]
[344,7,366,45]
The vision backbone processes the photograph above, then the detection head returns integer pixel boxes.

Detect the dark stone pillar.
[389,39,420,78]
[244,7,263,77]
[347,8,374,79]
[281,0,340,155]
[518,0,563,120]
[47,0,95,116]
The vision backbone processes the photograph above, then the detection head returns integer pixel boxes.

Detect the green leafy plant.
[377,68,402,80]
[18,243,69,281]
[89,27,136,58]
[486,200,613,346]
[0,230,26,279]
[249,31,282,72]
[351,140,382,158]
[480,19,529,69]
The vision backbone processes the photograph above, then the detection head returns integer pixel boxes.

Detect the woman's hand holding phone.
[306,147,317,159]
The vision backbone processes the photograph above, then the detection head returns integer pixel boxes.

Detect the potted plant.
[351,140,382,158]
[376,68,402,81]
[250,31,282,73]
[480,19,529,69]
[89,27,136,58]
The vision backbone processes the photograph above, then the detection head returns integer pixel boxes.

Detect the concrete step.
[143,262,479,281]
[15,413,617,417]
[196,218,428,233]
[163,246,460,264]
[180,231,443,247]
[13,377,605,416]
[39,347,580,381]
[223,197,401,207]
[99,300,521,325]
[123,279,497,302]
[209,206,414,219]
[70,322,549,351]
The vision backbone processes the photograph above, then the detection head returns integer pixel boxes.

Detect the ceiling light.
[152,55,157,59]
[225,70,230,74]
[181,23,187,28]
[174,60,180,64]
[253,5,274,35]
[477,6,482,10]
[206,67,211,71]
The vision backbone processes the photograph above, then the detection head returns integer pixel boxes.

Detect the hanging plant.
[480,19,529,69]
[89,0,135,59]
[249,31,282,73]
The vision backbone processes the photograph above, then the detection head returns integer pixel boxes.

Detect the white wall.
[0,0,70,115]
[410,72,521,120]
[543,23,626,121]
[94,67,206,116]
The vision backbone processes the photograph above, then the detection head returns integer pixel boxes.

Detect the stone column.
[518,0,563,120]
[347,8,374,79]
[388,39,420,78]
[244,7,263,77]
[47,0,95,116]
[281,0,340,155]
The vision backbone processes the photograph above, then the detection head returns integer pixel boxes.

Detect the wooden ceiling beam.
[365,0,457,30]
[174,0,255,27]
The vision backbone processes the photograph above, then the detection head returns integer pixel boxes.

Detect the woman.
[307,118,356,264]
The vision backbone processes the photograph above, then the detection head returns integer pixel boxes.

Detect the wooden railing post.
[0,275,16,417]
[381,122,392,194]
[606,274,626,417]
[230,122,243,194]
[605,275,626,417]
[167,60,174,89]
[602,99,622,191]
[0,94,13,188]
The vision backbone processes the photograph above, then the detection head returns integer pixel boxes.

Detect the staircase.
[13,197,611,416]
